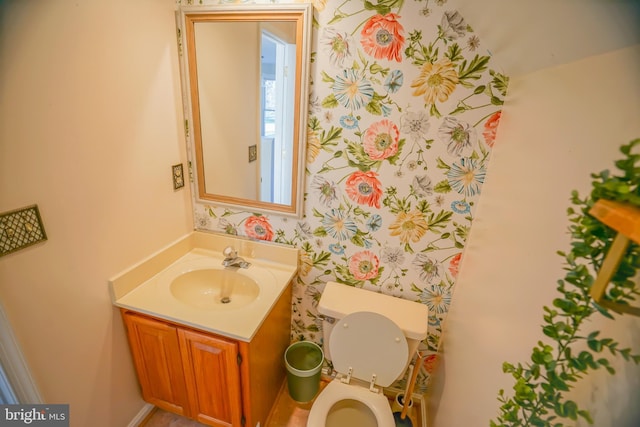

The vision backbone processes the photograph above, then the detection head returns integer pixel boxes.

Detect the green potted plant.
[491,139,640,426]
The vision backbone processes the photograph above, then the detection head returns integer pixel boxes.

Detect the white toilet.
[306,281,429,427]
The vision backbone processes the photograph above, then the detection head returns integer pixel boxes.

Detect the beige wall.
[0,0,192,425]
[430,44,640,427]
[196,22,260,200]
[452,0,640,77]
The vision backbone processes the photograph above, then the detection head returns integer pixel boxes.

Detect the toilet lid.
[329,311,409,387]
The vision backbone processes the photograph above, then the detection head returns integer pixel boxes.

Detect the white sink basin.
[110,232,299,341]
[170,268,260,310]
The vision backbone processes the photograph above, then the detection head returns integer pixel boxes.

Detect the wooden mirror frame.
[176,3,312,218]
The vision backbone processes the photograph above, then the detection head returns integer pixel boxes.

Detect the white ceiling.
[450,0,640,77]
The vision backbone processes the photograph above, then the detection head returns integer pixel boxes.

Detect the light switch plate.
[172,163,185,190]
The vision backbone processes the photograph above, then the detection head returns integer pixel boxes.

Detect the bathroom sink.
[170,268,260,310]
[110,232,300,340]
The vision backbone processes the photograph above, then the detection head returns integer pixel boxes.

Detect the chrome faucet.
[221,246,250,268]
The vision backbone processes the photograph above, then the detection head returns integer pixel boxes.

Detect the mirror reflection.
[179,4,311,217]
[195,20,296,205]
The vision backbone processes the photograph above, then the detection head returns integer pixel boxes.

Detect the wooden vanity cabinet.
[121,283,292,427]
[180,329,243,426]
[122,313,191,416]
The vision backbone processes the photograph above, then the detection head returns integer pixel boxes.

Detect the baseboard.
[127,403,155,427]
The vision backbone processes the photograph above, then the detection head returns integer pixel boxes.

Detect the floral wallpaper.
[185,0,508,392]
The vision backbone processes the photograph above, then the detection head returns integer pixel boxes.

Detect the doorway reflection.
[260,31,294,205]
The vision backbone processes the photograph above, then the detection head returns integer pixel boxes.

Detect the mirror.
[176,3,312,217]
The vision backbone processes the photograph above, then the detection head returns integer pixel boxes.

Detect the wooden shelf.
[589,199,640,244]
[588,199,640,316]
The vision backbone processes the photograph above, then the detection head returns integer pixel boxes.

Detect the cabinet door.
[122,313,189,415]
[179,329,243,427]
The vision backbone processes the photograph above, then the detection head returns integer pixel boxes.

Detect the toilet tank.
[318,281,429,370]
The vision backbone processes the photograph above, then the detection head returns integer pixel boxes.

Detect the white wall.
[430,44,640,427]
[0,0,193,425]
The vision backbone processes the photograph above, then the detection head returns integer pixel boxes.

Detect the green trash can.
[284,341,324,403]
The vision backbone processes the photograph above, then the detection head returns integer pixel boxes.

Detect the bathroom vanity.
[109,231,299,427]
[109,3,311,424]
[120,291,291,427]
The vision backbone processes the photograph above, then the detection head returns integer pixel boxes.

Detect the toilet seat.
[306,380,395,427]
[306,312,408,427]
